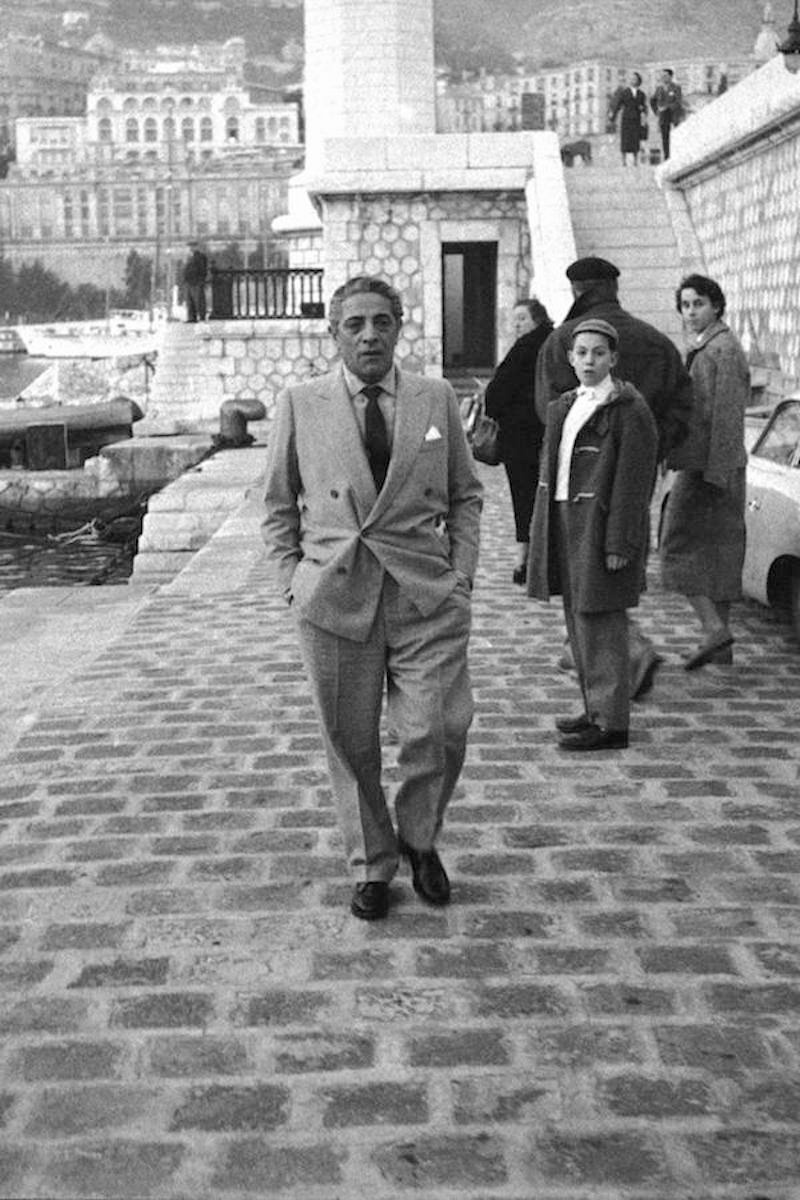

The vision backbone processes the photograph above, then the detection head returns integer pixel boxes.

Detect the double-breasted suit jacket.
[528,381,658,612]
[262,368,482,641]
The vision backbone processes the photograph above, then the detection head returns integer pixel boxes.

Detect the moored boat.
[15,310,165,359]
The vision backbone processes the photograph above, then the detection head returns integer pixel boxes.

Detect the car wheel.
[792,566,800,644]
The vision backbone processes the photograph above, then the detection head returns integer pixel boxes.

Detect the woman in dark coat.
[660,274,749,669]
[484,298,553,584]
[609,72,648,166]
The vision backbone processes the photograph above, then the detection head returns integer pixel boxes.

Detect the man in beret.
[534,255,695,698]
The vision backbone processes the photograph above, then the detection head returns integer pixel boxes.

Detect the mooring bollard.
[217,398,267,447]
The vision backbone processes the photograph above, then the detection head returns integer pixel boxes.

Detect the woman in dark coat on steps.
[484,298,553,584]
[609,71,648,166]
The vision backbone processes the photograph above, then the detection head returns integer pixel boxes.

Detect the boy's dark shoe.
[398,838,451,906]
[685,631,734,671]
[555,712,593,734]
[631,651,664,700]
[559,724,629,752]
[350,881,390,920]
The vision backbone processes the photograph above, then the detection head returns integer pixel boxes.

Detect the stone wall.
[142,319,337,433]
[662,58,800,399]
[319,190,532,375]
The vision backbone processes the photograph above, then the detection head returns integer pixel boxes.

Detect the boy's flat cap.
[566,256,620,281]
[572,317,619,348]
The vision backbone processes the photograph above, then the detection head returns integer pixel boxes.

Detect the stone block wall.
[143,319,337,433]
[319,190,532,375]
[662,58,800,399]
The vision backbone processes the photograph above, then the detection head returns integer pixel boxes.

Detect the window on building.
[126,118,138,143]
[255,117,265,142]
[98,117,112,142]
[164,116,175,142]
[123,96,137,112]
[144,117,157,143]
[181,117,194,142]
[114,187,134,234]
[226,116,239,141]
[200,117,213,142]
[97,187,110,236]
[80,189,90,236]
[143,96,157,111]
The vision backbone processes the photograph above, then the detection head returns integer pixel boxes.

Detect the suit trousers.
[295,575,473,882]
[558,506,630,732]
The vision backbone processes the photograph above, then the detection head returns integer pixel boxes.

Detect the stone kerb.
[143,319,334,436]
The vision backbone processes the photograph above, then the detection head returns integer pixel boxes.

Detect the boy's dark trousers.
[558,506,630,732]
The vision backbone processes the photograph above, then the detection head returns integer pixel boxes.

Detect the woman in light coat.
[660,274,749,668]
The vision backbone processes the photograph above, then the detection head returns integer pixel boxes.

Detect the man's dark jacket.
[534,288,693,466]
[183,250,208,286]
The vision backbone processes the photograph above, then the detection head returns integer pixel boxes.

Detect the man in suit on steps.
[262,275,482,920]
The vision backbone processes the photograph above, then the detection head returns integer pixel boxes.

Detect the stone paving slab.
[1,465,800,1199]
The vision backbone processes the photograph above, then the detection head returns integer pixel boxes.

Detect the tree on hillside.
[124,250,153,309]
[14,261,70,322]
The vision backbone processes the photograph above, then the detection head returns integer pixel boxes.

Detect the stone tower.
[302,0,436,171]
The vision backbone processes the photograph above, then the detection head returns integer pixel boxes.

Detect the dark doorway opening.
[441,242,497,376]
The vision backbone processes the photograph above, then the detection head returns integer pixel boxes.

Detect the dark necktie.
[362,384,390,490]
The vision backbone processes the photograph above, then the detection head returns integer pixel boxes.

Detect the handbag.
[469,396,502,466]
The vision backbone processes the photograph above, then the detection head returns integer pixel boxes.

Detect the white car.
[743,397,800,640]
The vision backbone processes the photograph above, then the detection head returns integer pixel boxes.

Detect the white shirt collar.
[575,375,615,404]
[342,363,397,398]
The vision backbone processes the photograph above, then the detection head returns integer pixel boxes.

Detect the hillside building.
[436,57,755,139]
[0,39,301,288]
[0,32,117,153]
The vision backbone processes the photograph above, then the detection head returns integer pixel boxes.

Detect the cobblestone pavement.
[1,464,800,1200]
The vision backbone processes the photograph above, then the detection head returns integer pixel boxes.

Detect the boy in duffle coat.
[528,317,658,751]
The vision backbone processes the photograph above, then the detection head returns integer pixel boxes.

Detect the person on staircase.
[483,298,553,585]
[650,68,684,161]
[534,256,695,700]
[609,71,648,166]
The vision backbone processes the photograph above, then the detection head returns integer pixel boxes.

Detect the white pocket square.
[424,426,442,441]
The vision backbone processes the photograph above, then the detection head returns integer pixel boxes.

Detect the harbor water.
[0,354,139,591]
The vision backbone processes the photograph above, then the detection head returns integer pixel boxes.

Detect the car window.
[753,402,800,467]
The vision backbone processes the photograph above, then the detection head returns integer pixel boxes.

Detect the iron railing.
[209,267,325,320]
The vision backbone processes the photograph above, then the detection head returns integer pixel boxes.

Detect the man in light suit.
[262,276,482,920]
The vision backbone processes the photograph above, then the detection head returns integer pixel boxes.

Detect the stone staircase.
[564,164,689,345]
[142,322,226,433]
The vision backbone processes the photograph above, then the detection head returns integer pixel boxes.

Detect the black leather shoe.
[512,564,527,586]
[559,724,629,752]
[555,712,593,734]
[350,881,389,920]
[397,838,451,906]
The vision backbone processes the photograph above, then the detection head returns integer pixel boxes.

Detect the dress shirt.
[342,364,397,449]
[555,375,615,500]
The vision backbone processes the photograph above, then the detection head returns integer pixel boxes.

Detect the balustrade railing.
[209,267,325,320]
